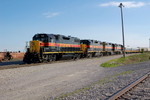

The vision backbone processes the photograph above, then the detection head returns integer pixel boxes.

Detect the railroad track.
[107,72,150,100]
[0,54,120,70]
[0,56,97,70]
[0,53,139,70]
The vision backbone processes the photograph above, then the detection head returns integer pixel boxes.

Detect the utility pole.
[149,39,150,48]
[119,3,125,58]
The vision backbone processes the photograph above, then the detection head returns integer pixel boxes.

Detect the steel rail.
[107,72,150,100]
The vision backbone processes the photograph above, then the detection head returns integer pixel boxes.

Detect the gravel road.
[0,54,149,100]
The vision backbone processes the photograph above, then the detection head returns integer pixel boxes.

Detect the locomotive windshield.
[33,34,48,42]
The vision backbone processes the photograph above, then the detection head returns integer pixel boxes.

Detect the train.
[23,33,140,63]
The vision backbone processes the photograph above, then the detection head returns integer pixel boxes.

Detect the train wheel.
[72,54,77,60]
[100,53,103,57]
[47,58,52,62]
[76,54,81,60]
[72,54,80,60]
[39,58,43,63]
[52,55,56,61]
[97,53,101,57]
[89,54,92,58]
[47,55,53,62]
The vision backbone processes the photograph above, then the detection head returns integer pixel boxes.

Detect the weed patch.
[101,52,150,67]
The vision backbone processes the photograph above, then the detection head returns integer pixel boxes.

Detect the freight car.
[23,33,139,63]
[125,47,140,54]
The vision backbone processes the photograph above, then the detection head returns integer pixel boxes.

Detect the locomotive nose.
[30,41,41,53]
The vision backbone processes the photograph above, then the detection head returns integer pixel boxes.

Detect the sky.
[0,0,150,52]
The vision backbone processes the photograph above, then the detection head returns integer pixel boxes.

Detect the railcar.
[114,44,123,54]
[125,48,140,54]
[80,40,103,57]
[23,33,84,63]
[102,42,123,55]
[103,42,113,55]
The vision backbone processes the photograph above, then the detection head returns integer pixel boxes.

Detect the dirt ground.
[0,55,132,100]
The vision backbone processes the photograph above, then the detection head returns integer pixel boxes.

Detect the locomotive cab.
[23,34,57,63]
[33,34,48,43]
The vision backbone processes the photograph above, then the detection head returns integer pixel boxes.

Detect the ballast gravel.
[58,61,150,100]
[120,76,150,100]
[0,54,149,100]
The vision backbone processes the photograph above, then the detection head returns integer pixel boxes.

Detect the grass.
[101,52,150,67]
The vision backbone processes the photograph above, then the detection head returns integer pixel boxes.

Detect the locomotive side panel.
[80,40,103,57]
[23,33,83,63]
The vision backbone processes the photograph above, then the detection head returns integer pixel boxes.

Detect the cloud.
[99,1,146,8]
[43,12,60,18]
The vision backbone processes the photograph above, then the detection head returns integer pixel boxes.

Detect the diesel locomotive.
[23,33,139,63]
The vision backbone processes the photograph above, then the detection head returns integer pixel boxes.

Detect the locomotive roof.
[81,39,102,43]
[103,42,122,46]
[34,33,122,45]
[35,33,80,40]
